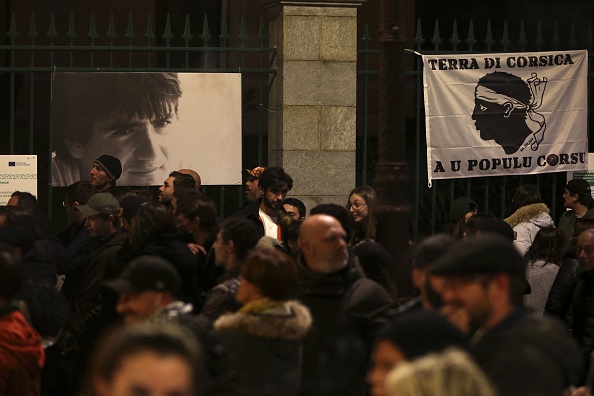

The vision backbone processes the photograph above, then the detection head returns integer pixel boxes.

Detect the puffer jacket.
[504,203,555,256]
[215,300,312,396]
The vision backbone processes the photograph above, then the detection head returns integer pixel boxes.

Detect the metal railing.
[0,11,276,226]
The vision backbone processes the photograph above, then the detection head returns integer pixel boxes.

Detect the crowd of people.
[2,154,594,396]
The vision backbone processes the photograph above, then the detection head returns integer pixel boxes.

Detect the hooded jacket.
[504,203,554,256]
[215,300,312,396]
[0,306,45,396]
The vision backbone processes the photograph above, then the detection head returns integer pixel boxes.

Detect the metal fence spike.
[450,19,460,50]
[465,19,476,51]
[517,20,527,51]
[8,12,18,40]
[431,19,442,50]
[182,14,194,42]
[200,14,210,44]
[484,19,494,51]
[88,13,99,42]
[219,17,230,43]
[67,12,78,41]
[126,13,136,41]
[28,12,38,41]
[107,13,117,41]
[239,15,248,44]
[500,20,509,51]
[145,14,155,42]
[47,12,57,41]
[414,18,424,50]
[257,15,266,43]
[162,13,174,42]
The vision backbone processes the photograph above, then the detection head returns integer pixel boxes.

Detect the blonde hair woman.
[386,348,495,396]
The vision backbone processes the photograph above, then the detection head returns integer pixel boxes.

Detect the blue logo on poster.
[8,162,15,166]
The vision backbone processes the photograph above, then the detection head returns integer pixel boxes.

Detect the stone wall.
[262,0,364,212]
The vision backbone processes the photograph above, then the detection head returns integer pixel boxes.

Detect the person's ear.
[193,217,201,228]
[503,102,513,118]
[63,138,86,159]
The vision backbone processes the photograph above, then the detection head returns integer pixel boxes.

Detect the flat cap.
[431,235,524,276]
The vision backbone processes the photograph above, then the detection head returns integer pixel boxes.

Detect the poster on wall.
[422,50,588,186]
[0,155,37,205]
[51,72,242,186]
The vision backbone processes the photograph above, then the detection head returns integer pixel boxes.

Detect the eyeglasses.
[349,202,367,211]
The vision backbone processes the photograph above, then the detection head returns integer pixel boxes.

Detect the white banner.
[423,50,588,185]
[0,155,37,205]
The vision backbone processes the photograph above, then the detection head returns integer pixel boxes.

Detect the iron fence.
[0,11,276,228]
[358,18,594,241]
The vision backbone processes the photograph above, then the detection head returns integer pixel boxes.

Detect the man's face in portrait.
[72,114,174,186]
[471,95,531,155]
[90,162,111,191]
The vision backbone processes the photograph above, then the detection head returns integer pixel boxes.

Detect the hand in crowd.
[187,242,207,255]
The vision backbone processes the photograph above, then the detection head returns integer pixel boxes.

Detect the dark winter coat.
[473,309,583,396]
[571,269,594,369]
[559,206,594,239]
[61,229,127,336]
[545,256,580,328]
[296,255,395,396]
[215,300,312,396]
[115,232,198,304]
[233,199,265,238]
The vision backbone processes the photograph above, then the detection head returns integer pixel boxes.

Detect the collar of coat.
[504,203,550,229]
[214,300,312,341]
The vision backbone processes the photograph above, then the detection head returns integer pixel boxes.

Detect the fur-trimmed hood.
[505,203,552,229]
[214,300,312,341]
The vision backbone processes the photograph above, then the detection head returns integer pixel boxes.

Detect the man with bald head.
[297,214,395,396]
[178,168,201,190]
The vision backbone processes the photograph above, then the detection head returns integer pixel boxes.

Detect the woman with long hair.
[524,227,567,315]
[348,185,377,245]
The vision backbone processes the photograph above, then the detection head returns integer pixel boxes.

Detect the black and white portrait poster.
[422,50,588,185]
[51,72,242,186]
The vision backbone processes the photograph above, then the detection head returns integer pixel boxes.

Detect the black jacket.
[572,269,594,369]
[296,254,395,396]
[545,256,580,329]
[115,232,199,304]
[473,309,583,395]
[233,199,264,238]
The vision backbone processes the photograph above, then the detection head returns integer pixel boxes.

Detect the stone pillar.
[260,0,365,210]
